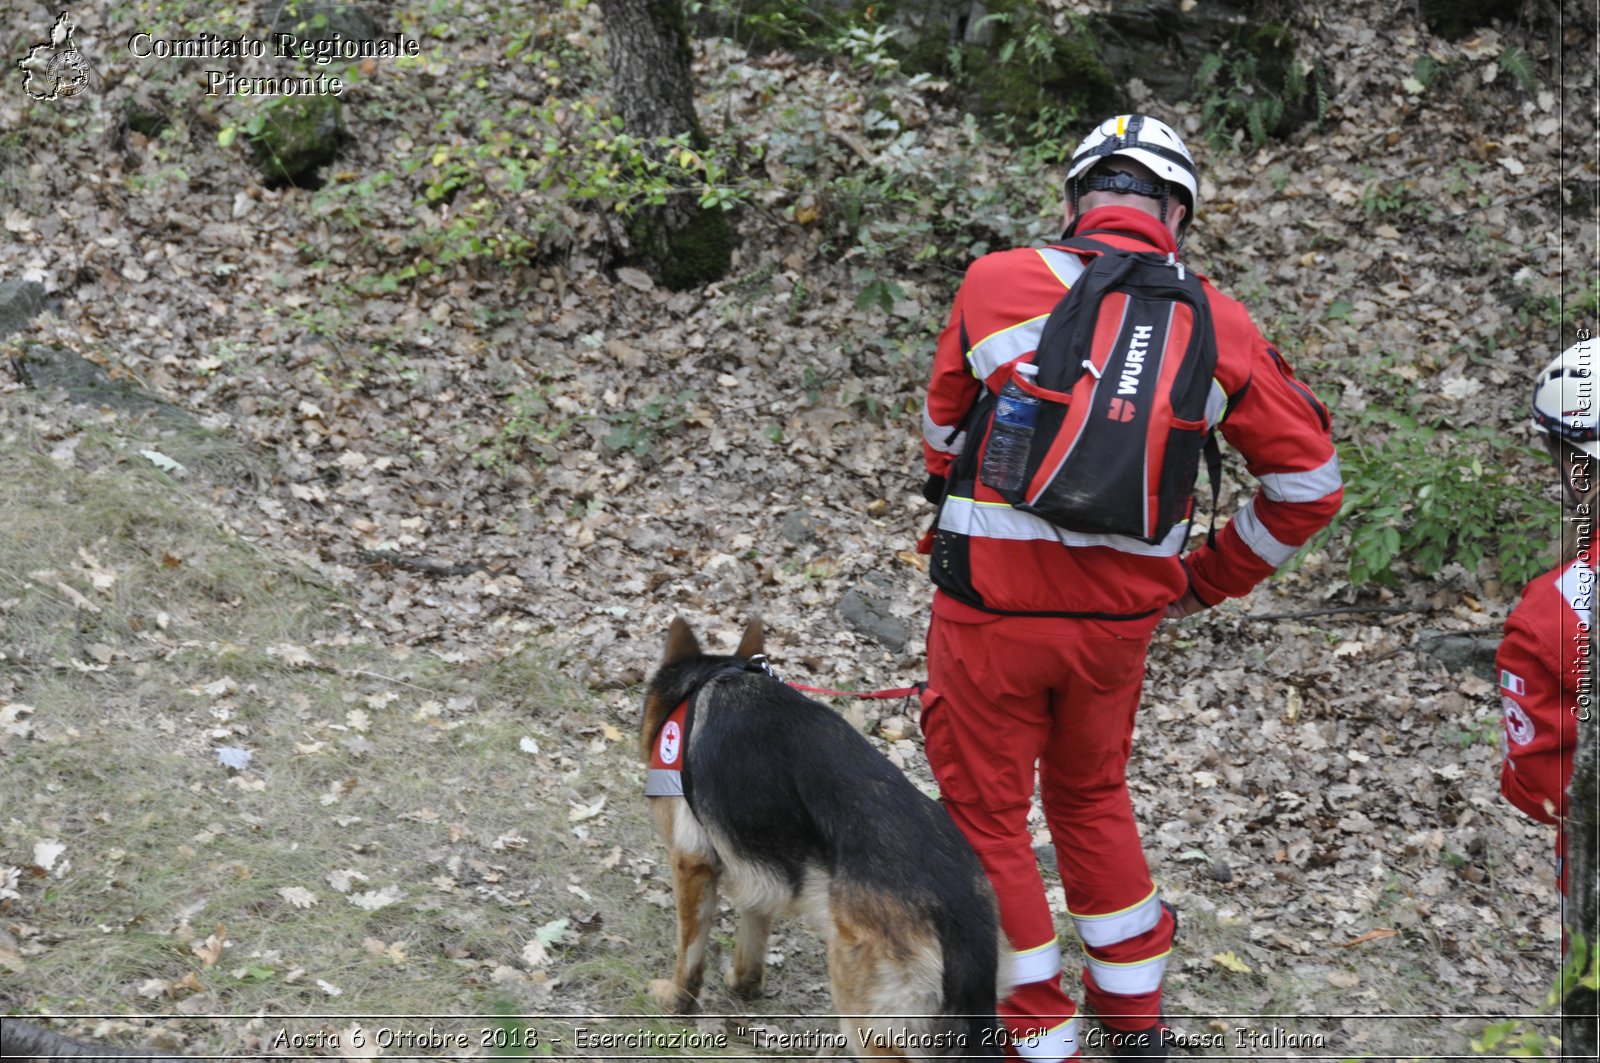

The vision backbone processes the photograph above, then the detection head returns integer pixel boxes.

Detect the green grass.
[0,394,768,1056]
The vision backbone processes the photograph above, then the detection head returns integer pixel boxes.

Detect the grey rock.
[1416,629,1500,683]
[838,588,909,652]
[13,344,191,421]
[0,280,45,340]
[779,508,817,546]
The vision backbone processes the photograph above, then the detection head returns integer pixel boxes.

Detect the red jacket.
[922,206,1343,620]
[1498,558,1590,829]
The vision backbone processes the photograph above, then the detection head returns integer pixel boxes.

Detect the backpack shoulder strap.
[1049,235,1119,258]
[1202,431,1223,549]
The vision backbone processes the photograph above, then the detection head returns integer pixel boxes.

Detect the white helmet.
[1066,114,1199,232]
[1533,341,1600,459]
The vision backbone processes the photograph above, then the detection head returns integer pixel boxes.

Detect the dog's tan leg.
[727,908,771,1000]
[827,922,915,1061]
[650,846,720,1014]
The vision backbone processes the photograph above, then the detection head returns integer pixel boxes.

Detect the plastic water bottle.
[980,363,1040,494]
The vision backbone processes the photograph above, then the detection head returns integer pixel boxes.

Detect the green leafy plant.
[1358,169,1439,224]
[855,269,905,313]
[1196,29,1326,150]
[1497,45,1539,95]
[1320,395,1556,589]
[602,389,699,458]
[1443,713,1503,749]
[472,383,572,470]
[1411,54,1446,91]
[1468,933,1598,1058]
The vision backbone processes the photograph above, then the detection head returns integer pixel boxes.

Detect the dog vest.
[644,660,781,799]
[645,701,688,797]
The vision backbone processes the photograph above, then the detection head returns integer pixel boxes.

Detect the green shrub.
[1317,377,1557,590]
[1196,23,1326,150]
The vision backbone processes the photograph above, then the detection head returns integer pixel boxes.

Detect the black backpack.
[974,236,1222,544]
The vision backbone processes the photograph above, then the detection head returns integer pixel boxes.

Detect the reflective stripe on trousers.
[1010,937,1063,986]
[1083,949,1171,996]
[1012,1016,1080,1063]
[1070,888,1161,948]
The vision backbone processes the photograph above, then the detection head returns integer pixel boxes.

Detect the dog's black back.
[645,639,1002,1055]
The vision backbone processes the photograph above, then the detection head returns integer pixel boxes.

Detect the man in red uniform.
[1497,340,1596,1051]
[918,114,1343,1060]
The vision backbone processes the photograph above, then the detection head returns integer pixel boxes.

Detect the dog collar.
[645,700,688,797]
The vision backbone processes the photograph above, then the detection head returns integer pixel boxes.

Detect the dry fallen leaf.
[896,549,928,571]
[266,643,317,668]
[29,571,100,614]
[279,887,318,909]
[1211,950,1253,974]
[1341,928,1399,948]
[0,704,34,738]
[348,886,404,911]
[32,840,65,872]
[193,925,227,967]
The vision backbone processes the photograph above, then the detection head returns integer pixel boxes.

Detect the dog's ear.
[735,618,765,659]
[664,617,701,663]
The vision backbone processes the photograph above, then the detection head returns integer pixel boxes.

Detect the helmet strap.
[1070,169,1187,248]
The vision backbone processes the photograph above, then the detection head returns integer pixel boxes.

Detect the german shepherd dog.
[640,617,1005,1060]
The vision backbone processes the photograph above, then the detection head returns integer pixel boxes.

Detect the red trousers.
[922,604,1176,1061]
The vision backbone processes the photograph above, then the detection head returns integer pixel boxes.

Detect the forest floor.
[1,0,1596,1059]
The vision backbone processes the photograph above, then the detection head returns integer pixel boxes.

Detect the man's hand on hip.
[1164,588,1209,620]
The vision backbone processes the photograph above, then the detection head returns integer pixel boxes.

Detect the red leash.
[743,656,922,702]
[789,681,924,701]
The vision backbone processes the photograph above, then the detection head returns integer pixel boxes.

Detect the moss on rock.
[980,16,1116,126]
[249,94,346,187]
[634,204,736,291]
[1194,18,1326,148]
[694,1,1117,136]
[1418,0,1523,41]
[900,1,1117,137]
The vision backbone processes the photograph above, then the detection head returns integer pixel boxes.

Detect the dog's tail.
[937,907,1006,1060]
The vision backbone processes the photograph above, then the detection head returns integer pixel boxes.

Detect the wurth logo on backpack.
[1118,325,1153,395]
[1107,398,1136,422]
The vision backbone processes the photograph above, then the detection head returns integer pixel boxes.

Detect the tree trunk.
[1564,568,1598,1058]
[595,0,733,290]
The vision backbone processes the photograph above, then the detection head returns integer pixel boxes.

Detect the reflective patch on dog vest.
[645,701,687,796]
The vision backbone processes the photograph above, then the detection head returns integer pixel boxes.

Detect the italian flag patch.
[1500,669,1526,696]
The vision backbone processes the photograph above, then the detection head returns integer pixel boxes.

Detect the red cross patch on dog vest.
[645,701,687,797]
